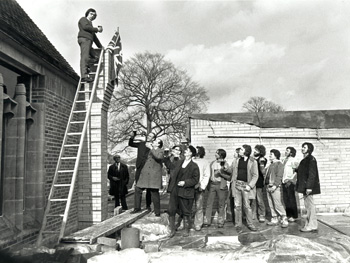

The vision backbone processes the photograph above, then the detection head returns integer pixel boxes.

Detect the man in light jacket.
[131,134,164,216]
[231,144,258,233]
[282,147,299,222]
[264,149,288,228]
[204,149,231,228]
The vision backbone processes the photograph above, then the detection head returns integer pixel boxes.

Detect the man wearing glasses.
[77,8,103,82]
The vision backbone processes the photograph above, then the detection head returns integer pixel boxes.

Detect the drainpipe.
[0,74,3,191]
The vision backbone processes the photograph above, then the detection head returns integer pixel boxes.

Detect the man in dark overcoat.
[164,145,184,237]
[108,155,129,210]
[129,132,153,212]
[296,142,321,232]
[173,146,200,237]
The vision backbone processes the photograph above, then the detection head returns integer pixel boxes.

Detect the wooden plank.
[61,209,149,244]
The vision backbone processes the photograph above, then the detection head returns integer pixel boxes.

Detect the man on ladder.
[77,8,103,82]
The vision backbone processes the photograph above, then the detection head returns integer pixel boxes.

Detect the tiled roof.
[0,0,79,81]
[190,110,350,129]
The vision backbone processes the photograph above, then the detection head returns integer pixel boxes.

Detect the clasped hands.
[177,181,185,187]
[267,185,277,193]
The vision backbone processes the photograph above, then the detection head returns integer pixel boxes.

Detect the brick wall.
[32,70,79,239]
[190,119,350,212]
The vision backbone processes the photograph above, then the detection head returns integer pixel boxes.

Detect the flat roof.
[190,110,350,129]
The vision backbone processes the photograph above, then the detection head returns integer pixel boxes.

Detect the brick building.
[0,0,80,249]
[189,110,350,213]
[0,0,117,250]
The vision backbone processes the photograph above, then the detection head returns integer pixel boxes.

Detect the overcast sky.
[16,0,350,113]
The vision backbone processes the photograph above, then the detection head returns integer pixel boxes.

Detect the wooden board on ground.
[61,209,149,244]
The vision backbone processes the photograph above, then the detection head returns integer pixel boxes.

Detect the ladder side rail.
[52,78,84,185]
[37,78,84,246]
[59,48,105,241]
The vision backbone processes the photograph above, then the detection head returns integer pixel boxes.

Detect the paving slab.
[317,213,350,236]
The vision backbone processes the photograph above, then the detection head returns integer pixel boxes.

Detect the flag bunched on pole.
[107,30,123,82]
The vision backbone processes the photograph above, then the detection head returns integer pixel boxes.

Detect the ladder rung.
[50,199,68,202]
[47,214,64,217]
[78,90,92,93]
[61,157,77,160]
[72,110,87,113]
[76,100,90,103]
[57,170,74,173]
[54,184,71,187]
[70,122,84,126]
[64,144,80,147]
[43,231,61,234]
[67,132,82,136]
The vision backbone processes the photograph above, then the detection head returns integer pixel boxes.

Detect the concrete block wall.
[77,51,113,229]
[190,119,350,213]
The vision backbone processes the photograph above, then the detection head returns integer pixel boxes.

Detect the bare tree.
[242,96,284,113]
[108,52,209,153]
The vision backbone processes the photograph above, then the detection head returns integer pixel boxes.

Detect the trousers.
[267,186,286,217]
[134,187,160,214]
[205,183,228,225]
[78,37,93,78]
[304,194,318,229]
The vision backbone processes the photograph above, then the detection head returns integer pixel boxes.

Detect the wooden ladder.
[36,48,105,246]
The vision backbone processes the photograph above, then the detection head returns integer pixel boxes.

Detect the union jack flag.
[107,30,123,82]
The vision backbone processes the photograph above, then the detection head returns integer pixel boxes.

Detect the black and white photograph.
[0,0,350,262]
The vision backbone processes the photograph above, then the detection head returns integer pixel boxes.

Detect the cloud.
[16,0,350,113]
[166,36,286,111]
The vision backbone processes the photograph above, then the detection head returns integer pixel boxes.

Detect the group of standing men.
[108,131,321,237]
[79,8,321,236]
[227,143,321,233]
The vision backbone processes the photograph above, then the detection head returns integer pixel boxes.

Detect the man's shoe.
[258,216,266,223]
[130,208,141,214]
[300,227,318,232]
[81,77,93,83]
[267,217,279,226]
[236,226,243,234]
[281,217,289,228]
[89,57,99,64]
[155,213,161,217]
[248,225,258,231]
[146,206,152,212]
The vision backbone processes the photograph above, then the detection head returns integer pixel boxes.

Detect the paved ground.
[108,191,350,246]
[317,213,350,236]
